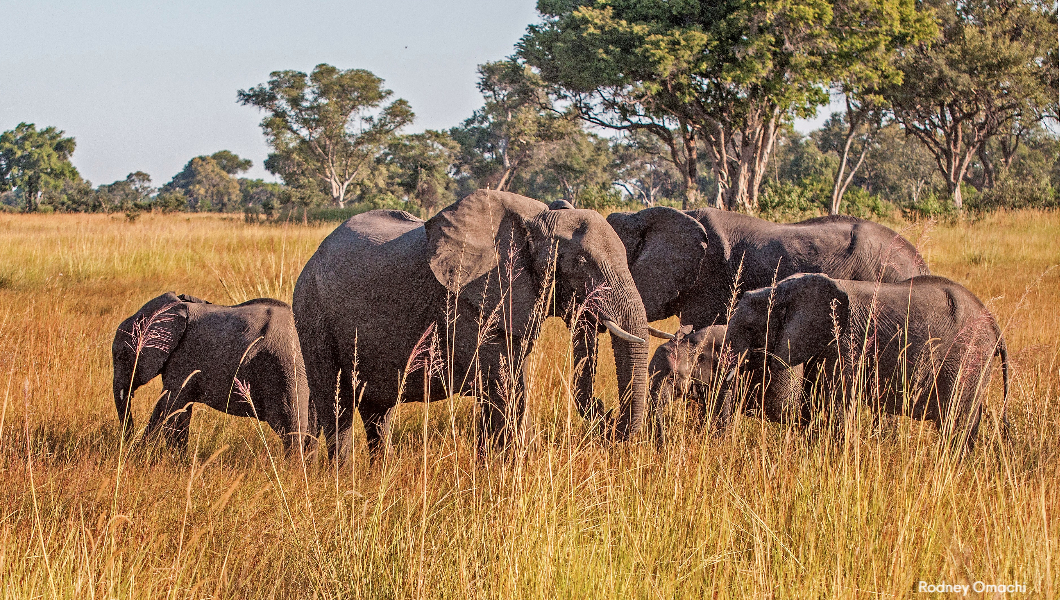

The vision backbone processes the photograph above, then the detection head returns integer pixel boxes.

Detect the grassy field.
[0,210,1057,598]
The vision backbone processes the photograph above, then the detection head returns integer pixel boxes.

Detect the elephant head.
[111,292,197,436]
[648,324,729,445]
[426,189,650,439]
[606,207,729,323]
[719,274,850,428]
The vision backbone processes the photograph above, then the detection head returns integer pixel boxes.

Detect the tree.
[164,154,246,212]
[384,130,459,216]
[612,131,682,207]
[519,0,931,212]
[450,61,576,193]
[515,127,618,205]
[882,0,1059,208]
[815,107,887,213]
[0,123,78,212]
[208,150,252,175]
[97,171,155,212]
[238,64,414,208]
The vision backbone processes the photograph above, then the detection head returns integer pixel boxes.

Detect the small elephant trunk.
[113,368,135,437]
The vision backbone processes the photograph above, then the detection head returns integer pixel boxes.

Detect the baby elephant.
[648,325,725,446]
[649,324,802,446]
[111,292,311,454]
[721,274,1009,455]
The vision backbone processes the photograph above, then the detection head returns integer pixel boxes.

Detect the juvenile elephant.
[567,207,931,426]
[720,274,1010,455]
[112,292,311,453]
[293,190,650,460]
[649,325,801,446]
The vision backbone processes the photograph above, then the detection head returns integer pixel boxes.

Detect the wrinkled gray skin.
[648,325,725,446]
[293,190,650,460]
[721,274,1010,455]
[648,324,802,446]
[112,292,311,454]
[579,207,931,434]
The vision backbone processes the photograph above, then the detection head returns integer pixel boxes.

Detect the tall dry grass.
[0,210,1057,598]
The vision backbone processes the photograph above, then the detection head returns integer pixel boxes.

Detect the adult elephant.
[568,207,931,424]
[294,190,650,460]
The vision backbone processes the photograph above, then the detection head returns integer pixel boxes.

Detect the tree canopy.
[0,123,79,211]
[518,0,933,211]
[881,0,1059,208]
[238,64,414,208]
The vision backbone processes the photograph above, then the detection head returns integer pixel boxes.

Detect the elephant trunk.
[602,275,650,441]
[113,365,135,437]
[647,359,674,447]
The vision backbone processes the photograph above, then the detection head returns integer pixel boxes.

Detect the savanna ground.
[0,210,1057,598]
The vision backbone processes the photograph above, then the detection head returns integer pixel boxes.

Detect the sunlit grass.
[0,210,1057,598]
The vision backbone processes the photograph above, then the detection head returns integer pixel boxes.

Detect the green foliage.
[384,130,459,216]
[238,178,285,218]
[0,122,79,212]
[163,156,241,212]
[39,177,101,213]
[208,150,252,175]
[757,181,826,221]
[519,0,932,210]
[881,0,1059,208]
[152,189,188,213]
[239,64,414,208]
[97,172,155,213]
[839,187,897,220]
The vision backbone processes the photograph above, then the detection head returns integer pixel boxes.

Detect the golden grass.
[0,210,1057,598]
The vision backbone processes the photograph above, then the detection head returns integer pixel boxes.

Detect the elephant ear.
[426,190,549,334]
[607,207,712,321]
[177,293,210,304]
[126,292,191,384]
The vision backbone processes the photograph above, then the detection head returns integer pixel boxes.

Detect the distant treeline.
[2,0,1057,220]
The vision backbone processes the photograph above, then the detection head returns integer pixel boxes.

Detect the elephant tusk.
[647,326,677,340]
[724,368,737,382]
[602,319,646,345]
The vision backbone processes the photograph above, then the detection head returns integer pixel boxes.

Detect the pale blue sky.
[1,0,541,185]
[1,1,832,188]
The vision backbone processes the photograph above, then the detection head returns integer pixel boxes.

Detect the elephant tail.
[996,334,1011,442]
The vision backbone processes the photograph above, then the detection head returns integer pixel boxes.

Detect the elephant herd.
[111,189,1010,461]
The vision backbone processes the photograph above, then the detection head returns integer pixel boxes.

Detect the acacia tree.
[882,0,1058,209]
[238,64,414,208]
[0,123,78,212]
[519,0,930,212]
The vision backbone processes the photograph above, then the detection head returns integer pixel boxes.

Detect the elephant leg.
[570,322,606,426]
[144,389,194,452]
[476,361,527,454]
[648,376,673,448]
[360,402,393,460]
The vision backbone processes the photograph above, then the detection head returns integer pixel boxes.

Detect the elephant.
[648,324,801,446]
[292,189,650,460]
[111,292,311,454]
[567,206,931,434]
[720,273,1010,455]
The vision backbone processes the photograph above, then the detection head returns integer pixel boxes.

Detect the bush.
[840,188,897,220]
[758,180,826,221]
[972,172,1058,211]
[901,191,959,220]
